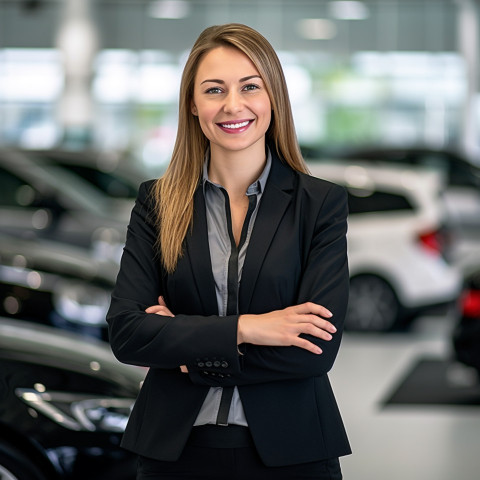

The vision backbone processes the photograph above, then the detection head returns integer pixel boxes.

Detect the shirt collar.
[202,147,272,196]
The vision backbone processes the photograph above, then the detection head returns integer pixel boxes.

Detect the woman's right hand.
[237,302,336,355]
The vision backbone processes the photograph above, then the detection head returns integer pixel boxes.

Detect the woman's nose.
[223,90,243,113]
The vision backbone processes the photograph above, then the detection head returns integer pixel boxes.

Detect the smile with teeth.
[219,120,251,129]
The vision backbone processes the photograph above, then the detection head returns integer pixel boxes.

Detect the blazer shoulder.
[137,179,157,199]
[132,179,160,228]
[135,178,159,207]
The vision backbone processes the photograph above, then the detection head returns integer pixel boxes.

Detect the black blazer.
[107,151,351,467]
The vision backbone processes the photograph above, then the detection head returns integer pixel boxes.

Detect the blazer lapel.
[240,155,295,312]
[185,185,219,314]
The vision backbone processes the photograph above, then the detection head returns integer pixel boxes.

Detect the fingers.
[145,296,175,317]
[293,302,333,319]
[145,305,174,316]
[283,303,338,354]
[292,336,323,355]
[290,321,334,355]
[299,321,334,341]
[158,295,167,307]
[299,314,337,335]
[290,303,337,334]
[238,303,338,354]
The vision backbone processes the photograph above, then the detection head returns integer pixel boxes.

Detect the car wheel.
[0,441,48,480]
[346,275,401,332]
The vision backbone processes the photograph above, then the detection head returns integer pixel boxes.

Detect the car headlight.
[53,281,111,326]
[16,388,134,432]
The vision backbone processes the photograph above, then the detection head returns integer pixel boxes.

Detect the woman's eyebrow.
[200,75,261,85]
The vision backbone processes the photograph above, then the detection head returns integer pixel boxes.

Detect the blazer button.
[197,362,205,368]
[213,361,221,367]
[221,361,229,368]
[205,361,213,367]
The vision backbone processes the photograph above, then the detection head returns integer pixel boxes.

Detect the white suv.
[308,161,462,332]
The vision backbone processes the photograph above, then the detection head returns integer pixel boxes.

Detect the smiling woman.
[191,46,272,159]
[107,23,351,480]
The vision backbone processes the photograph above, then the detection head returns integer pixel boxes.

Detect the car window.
[347,188,413,214]
[412,152,479,188]
[414,153,449,173]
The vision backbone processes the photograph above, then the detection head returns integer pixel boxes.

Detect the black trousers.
[137,425,343,480]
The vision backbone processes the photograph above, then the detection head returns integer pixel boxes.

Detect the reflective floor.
[332,316,480,480]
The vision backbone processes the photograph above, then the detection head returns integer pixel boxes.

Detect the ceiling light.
[296,19,337,40]
[328,1,369,20]
[148,0,190,19]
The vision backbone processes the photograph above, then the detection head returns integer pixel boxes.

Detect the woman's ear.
[191,102,198,116]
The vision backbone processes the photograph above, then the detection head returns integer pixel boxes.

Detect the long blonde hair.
[155,23,308,273]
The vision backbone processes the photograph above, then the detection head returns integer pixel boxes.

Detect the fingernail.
[315,346,323,354]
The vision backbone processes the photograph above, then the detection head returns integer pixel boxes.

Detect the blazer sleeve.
[106,181,241,371]
[188,182,349,387]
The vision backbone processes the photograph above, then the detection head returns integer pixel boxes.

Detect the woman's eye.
[205,87,222,94]
[243,84,259,91]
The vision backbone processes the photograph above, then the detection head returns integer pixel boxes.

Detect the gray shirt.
[193,150,272,426]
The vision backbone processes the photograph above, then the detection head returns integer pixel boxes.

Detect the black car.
[0,232,117,341]
[0,148,129,259]
[20,148,150,204]
[0,317,145,479]
[453,269,480,378]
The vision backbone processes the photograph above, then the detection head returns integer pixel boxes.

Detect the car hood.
[0,318,145,393]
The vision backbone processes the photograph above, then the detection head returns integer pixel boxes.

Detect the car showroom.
[0,1,479,479]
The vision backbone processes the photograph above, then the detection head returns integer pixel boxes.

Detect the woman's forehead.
[195,46,260,82]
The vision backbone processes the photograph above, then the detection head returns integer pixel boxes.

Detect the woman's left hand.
[145,296,175,317]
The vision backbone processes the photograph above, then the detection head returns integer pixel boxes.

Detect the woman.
[107,23,351,479]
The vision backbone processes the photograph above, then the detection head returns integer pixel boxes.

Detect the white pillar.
[56,0,99,147]
[457,0,480,160]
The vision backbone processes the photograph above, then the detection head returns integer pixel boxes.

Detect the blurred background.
[1,1,480,479]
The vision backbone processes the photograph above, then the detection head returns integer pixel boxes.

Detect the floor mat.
[382,357,480,406]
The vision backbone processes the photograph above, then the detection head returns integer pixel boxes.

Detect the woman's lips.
[217,119,253,133]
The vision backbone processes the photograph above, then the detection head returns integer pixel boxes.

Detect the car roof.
[307,159,445,194]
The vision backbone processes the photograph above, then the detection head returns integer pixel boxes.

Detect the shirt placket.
[215,189,257,426]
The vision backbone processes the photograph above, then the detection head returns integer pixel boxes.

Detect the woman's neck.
[208,142,266,199]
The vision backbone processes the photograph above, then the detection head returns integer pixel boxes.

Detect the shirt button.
[221,361,229,368]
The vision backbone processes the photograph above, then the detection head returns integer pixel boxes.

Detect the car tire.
[0,441,48,480]
[346,275,402,332]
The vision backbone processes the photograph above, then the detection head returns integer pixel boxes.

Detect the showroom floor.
[331,315,480,480]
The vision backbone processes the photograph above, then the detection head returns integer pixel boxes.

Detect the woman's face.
[191,46,272,156]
